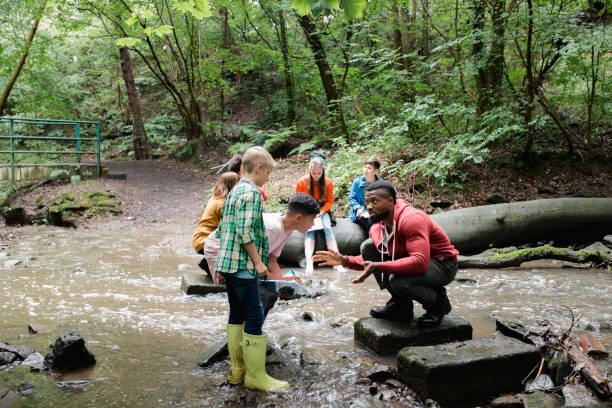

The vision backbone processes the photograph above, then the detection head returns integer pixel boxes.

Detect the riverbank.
[1,146,610,229]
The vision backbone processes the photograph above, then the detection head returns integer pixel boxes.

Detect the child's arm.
[243,242,268,277]
[265,256,302,283]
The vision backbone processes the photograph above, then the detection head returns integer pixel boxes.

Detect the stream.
[1,224,611,407]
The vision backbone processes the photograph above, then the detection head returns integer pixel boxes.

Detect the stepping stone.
[354,314,472,355]
[397,336,540,407]
[181,274,226,296]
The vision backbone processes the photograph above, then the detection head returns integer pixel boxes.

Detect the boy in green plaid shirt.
[216,146,289,391]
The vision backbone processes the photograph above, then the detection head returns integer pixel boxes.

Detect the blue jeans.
[305,212,335,243]
[223,273,265,335]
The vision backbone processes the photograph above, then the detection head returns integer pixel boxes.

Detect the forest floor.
[1,139,610,229]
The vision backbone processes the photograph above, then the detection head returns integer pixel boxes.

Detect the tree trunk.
[431,197,612,254]
[279,9,296,125]
[471,0,489,113]
[119,46,152,160]
[392,0,403,68]
[422,0,430,57]
[522,0,536,156]
[0,2,45,115]
[400,5,412,69]
[299,15,349,141]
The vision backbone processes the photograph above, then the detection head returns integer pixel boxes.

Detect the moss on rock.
[43,190,122,225]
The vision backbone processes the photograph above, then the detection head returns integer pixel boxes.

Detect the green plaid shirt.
[215,178,268,276]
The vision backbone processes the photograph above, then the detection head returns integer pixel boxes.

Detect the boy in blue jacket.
[348,157,381,233]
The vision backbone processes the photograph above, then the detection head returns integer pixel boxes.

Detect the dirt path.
[1,160,219,230]
[100,160,215,227]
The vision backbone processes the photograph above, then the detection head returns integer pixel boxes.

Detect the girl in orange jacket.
[295,156,345,273]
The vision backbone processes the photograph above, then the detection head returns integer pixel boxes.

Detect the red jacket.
[347,199,458,275]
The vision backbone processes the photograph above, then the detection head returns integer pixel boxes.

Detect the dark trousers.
[360,239,457,307]
[223,274,278,335]
[353,216,371,234]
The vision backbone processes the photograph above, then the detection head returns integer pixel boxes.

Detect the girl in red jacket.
[296,156,346,273]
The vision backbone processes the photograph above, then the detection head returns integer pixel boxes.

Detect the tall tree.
[119,45,152,159]
[0,1,46,115]
[299,14,349,140]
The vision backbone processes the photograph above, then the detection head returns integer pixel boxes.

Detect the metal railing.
[0,117,101,182]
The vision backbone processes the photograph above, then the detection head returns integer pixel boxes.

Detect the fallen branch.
[458,244,612,269]
[566,343,611,397]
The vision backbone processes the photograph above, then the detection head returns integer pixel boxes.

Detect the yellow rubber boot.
[242,332,289,391]
[227,324,245,384]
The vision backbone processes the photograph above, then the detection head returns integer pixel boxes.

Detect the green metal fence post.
[9,118,15,182]
[75,122,81,163]
[96,121,101,176]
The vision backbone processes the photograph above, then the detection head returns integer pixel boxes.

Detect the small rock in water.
[366,364,396,383]
[525,374,554,391]
[301,311,316,321]
[385,379,403,388]
[56,380,90,389]
[3,258,21,268]
[585,319,611,332]
[44,332,96,370]
[73,267,87,275]
[329,316,350,327]
[18,382,35,396]
[424,399,441,408]
[0,352,16,365]
[21,352,45,372]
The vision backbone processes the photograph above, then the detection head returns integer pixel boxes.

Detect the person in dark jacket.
[314,180,459,328]
[348,157,381,233]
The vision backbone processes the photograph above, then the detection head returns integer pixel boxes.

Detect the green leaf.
[154,25,173,37]
[116,37,142,47]
[126,15,140,26]
[194,0,211,18]
[341,0,366,18]
[140,10,154,19]
[291,0,312,16]
[324,0,340,9]
[143,26,154,37]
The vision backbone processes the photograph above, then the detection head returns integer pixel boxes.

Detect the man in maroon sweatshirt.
[314,180,459,328]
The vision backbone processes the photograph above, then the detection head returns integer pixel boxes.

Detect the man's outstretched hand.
[314,249,343,266]
[351,261,378,284]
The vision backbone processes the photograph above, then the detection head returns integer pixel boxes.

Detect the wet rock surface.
[0,385,20,408]
[196,338,228,368]
[43,332,96,370]
[354,314,472,354]
[562,383,609,407]
[180,274,226,295]
[489,394,524,407]
[518,391,563,408]
[397,335,540,407]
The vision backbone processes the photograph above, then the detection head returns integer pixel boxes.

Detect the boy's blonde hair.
[242,146,275,173]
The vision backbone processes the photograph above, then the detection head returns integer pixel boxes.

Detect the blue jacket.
[348,175,381,222]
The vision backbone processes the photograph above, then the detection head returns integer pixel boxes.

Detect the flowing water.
[1,224,611,407]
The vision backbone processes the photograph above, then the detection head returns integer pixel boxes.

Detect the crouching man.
[314,180,459,328]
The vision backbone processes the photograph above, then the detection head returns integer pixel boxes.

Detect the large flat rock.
[397,336,540,407]
[354,314,472,355]
[180,274,226,295]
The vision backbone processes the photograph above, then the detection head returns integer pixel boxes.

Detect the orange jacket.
[192,197,225,253]
[295,175,334,214]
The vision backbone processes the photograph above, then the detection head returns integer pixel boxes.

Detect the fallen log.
[431,198,612,255]
[279,198,612,265]
[458,244,612,269]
